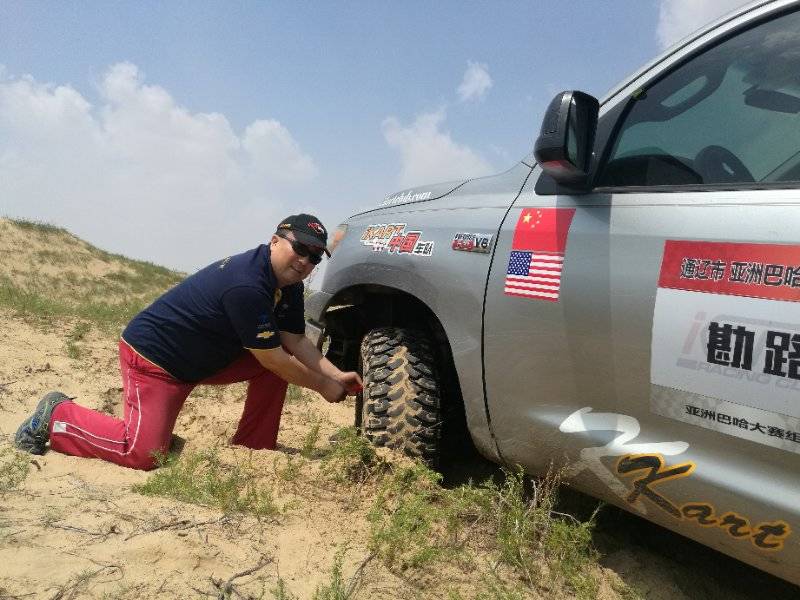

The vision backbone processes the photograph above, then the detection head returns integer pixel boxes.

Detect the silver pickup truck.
[306,0,800,585]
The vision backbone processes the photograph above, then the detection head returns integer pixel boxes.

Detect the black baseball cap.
[276,213,330,256]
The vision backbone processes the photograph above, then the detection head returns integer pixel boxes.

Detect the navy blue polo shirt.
[122,244,304,382]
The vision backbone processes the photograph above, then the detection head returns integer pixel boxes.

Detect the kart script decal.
[559,407,689,516]
[504,208,575,302]
[560,407,790,550]
[360,223,434,256]
[651,241,800,453]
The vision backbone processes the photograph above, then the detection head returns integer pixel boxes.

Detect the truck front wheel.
[358,327,442,465]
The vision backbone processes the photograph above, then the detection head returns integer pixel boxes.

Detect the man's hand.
[336,371,364,395]
[321,378,347,403]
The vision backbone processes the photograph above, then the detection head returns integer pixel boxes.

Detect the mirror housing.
[534,91,599,188]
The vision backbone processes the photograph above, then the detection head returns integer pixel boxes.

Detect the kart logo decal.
[360,223,434,257]
[452,232,493,254]
[559,406,689,515]
[651,240,800,453]
[560,407,790,550]
[504,208,575,302]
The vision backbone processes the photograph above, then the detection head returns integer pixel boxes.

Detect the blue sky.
[0,0,747,271]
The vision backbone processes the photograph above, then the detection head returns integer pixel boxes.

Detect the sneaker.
[14,391,71,455]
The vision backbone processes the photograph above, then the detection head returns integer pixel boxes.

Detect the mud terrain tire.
[359,327,442,465]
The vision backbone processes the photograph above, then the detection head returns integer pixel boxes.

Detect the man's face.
[269,232,321,286]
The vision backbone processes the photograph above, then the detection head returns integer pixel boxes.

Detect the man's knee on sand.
[124,443,169,471]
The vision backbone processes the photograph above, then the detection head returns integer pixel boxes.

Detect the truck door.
[483,6,800,575]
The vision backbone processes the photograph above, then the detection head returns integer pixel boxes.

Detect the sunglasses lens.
[280,233,322,265]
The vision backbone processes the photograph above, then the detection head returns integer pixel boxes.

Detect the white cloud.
[0,63,318,271]
[656,0,750,49]
[457,61,493,102]
[382,108,494,188]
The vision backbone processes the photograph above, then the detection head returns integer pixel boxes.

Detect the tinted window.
[599,10,800,188]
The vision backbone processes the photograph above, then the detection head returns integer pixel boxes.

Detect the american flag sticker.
[504,208,576,301]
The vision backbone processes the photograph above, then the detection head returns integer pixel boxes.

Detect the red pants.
[48,340,288,470]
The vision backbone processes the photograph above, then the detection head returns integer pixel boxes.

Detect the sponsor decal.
[559,408,790,550]
[256,331,275,340]
[659,240,800,301]
[381,190,433,206]
[504,208,575,302]
[559,407,689,515]
[651,240,800,451]
[360,223,434,257]
[452,232,493,254]
[616,453,695,519]
[679,504,790,551]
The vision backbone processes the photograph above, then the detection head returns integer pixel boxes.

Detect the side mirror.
[534,91,599,188]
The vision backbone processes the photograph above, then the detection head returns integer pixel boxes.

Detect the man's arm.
[280,332,363,393]
[247,345,347,403]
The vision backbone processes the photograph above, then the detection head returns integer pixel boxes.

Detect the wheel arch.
[320,284,468,445]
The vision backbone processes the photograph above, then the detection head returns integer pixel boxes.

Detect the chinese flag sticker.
[504,208,575,301]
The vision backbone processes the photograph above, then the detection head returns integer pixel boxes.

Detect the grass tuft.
[271,578,299,600]
[133,448,280,519]
[65,321,91,359]
[300,421,322,459]
[312,546,349,600]
[368,462,455,570]
[321,427,387,484]
[284,384,307,405]
[0,445,31,495]
[274,454,305,482]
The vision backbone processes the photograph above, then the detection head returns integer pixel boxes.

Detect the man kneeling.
[15,214,361,470]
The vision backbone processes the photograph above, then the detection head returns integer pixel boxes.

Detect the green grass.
[312,547,349,600]
[363,458,600,598]
[65,321,91,359]
[285,384,307,404]
[271,578,299,600]
[35,249,73,266]
[0,274,150,331]
[368,462,458,570]
[321,427,388,484]
[0,219,183,333]
[317,430,597,592]
[300,421,322,458]
[132,448,281,519]
[8,218,69,236]
[0,446,30,495]
[274,454,305,482]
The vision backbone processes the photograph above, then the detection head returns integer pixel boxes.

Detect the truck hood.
[352,178,470,217]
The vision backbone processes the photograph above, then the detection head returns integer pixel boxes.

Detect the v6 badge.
[452,232,493,254]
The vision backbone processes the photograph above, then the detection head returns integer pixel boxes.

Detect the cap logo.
[278,223,291,229]
[308,222,325,234]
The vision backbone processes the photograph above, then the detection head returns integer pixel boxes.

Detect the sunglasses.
[276,231,324,265]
